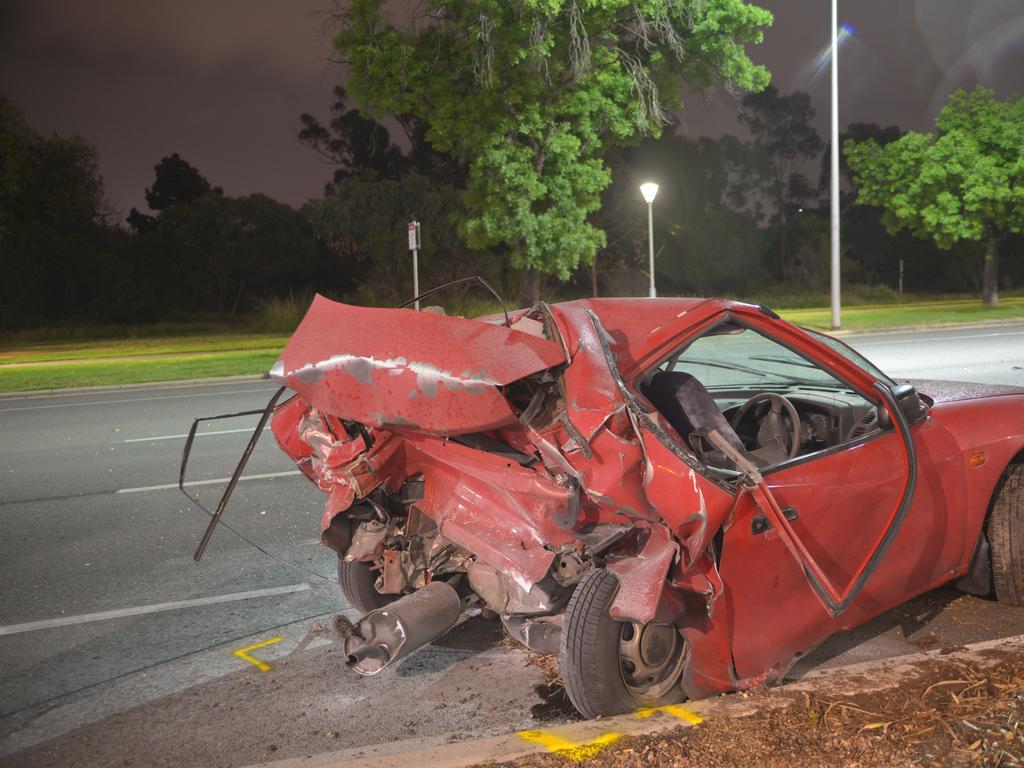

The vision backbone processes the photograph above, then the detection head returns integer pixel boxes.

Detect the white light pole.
[830,0,841,329]
[640,182,659,298]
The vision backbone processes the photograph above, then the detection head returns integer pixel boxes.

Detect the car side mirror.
[876,382,925,430]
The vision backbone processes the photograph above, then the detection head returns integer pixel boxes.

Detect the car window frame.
[628,311,898,480]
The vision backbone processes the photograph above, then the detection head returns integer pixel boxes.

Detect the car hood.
[268,295,566,435]
[904,378,1024,404]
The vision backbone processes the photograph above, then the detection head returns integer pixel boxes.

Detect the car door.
[702,317,967,679]
[721,412,965,679]
[606,306,966,682]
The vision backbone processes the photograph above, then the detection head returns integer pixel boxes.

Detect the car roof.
[552,297,742,345]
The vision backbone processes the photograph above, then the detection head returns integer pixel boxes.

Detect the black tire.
[337,557,394,614]
[989,464,1024,605]
[559,568,686,718]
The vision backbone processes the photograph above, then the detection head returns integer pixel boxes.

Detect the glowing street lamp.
[640,182,659,298]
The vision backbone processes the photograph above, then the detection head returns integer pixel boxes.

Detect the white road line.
[0,387,273,413]
[0,583,311,636]
[116,469,302,494]
[852,330,1024,346]
[123,426,270,443]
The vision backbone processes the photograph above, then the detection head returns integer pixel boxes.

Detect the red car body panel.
[270,294,566,435]
[269,296,1024,698]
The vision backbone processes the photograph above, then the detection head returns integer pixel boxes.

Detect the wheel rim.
[618,621,687,701]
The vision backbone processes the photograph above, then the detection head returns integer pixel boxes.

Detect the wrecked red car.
[194,290,1024,718]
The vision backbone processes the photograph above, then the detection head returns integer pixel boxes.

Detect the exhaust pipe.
[332,580,462,675]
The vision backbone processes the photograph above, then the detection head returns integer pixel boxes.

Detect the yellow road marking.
[635,703,704,724]
[517,729,623,761]
[233,636,283,671]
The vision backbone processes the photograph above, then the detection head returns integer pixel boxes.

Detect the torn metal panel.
[550,302,627,443]
[400,434,577,588]
[605,525,679,624]
[635,431,732,569]
[270,294,565,435]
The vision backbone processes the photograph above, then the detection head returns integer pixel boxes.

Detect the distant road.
[1,323,1022,765]
[846,322,1024,387]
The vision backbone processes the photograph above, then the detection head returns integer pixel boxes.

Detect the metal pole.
[413,246,420,310]
[899,258,904,295]
[647,201,657,298]
[830,0,841,330]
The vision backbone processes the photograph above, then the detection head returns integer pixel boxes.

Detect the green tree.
[738,86,823,280]
[298,85,407,193]
[331,0,772,301]
[145,152,221,210]
[298,86,467,193]
[0,97,35,244]
[128,153,222,232]
[846,87,1024,306]
[0,98,121,328]
[303,174,496,305]
[140,192,326,316]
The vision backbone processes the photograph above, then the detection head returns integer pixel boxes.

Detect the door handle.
[751,506,798,535]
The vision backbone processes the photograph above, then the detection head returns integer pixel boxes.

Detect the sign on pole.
[408,221,421,310]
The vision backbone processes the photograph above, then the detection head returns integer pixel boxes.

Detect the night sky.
[3,0,1023,217]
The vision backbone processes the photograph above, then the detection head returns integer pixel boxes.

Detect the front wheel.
[337,557,395,614]
[559,568,686,718]
[989,465,1024,605]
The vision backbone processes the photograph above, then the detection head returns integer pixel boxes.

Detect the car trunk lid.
[269,295,566,435]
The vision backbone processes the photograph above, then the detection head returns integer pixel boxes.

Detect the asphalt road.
[845,322,1024,386]
[0,322,1022,767]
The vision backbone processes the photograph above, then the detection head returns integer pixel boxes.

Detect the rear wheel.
[989,465,1024,605]
[559,568,686,718]
[337,557,394,614]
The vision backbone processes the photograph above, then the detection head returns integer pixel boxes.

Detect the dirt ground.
[502,649,1024,768]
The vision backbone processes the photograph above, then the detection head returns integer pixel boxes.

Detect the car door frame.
[616,306,924,615]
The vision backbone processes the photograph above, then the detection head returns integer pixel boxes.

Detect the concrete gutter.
[245,633,1024,768]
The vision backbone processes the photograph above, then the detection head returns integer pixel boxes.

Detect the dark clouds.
[682,0,1024,139]
[0,0,341,215]
[2,0,1023,217]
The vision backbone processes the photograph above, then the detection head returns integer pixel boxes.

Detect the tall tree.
[303,174,495,305]
[846,87,1024,306]
[128,153,221,231]
[298,86,467,193]
[0,98,118,327]
[145,152,221,210]
[738,86,823,280]
[818,122,902,198]
[298,85,407,193]
[331,0,772,302]
[140,192,326,316]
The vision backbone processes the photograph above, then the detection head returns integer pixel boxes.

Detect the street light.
[640,182,659,298]
[830,0,841,329]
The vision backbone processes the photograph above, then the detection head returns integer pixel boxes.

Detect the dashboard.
[715,387,879,455]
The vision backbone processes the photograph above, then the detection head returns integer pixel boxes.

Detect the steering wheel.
[729,393,802,459]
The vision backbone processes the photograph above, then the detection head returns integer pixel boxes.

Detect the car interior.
[637,321,886,473]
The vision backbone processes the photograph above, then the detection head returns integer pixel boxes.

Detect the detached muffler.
[332,580,462,674]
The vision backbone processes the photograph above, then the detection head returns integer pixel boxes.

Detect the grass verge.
[0,351,279,392]
[782,295,1024,331]
[2,295,1022,393]
[0,333,290,365]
